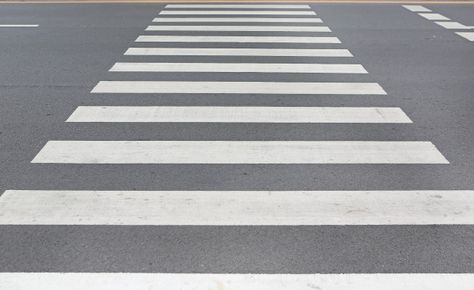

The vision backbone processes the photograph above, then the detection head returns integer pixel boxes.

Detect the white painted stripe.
[145,25,331,32]
[32,141,448,164]
[418,13,450,21]
[165,4,311,9]
[91,81,386,95]
[402,5,431,12]
[135,35,340,43]
[124,47,353,57]
[456,32,474,41]
[66,106,411,123]
[0,24,39,28]
[2,273,473,290]
[160,10,316,15]
[435,21,474,29]
[153,17,323,23]
[109,62,367,74]
[0,190,470,225]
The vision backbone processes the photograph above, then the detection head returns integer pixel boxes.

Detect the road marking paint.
[402,5,431,12]
[32,141,448,164]
[135,35,340,43]
[153,17,323,22]
[91,81,386,95]
[418,13,450,20]
[109,62,367,74]
[0,24,39,28]
[166,4,311,8]
[160,10,316,15]
[124,47,353,57]
[145,25,331,32]
[66,106,411,123]
[456,31,474,41]
[434,21,474,29]
[1,273,473,290]
[1,190,471,225]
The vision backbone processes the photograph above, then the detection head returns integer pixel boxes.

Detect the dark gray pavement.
[0,3,474,273]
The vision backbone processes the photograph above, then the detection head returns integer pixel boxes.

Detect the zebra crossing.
[1,3,473,289]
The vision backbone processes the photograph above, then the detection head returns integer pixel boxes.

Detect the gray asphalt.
[0,3,474,273]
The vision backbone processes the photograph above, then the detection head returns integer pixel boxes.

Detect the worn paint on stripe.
[153,17,323,22]
[66,106,411,123]
[0,190,471,225]
[456,31,474,41]
[1,273,473,290]
[165,4,312,8]
[135,35,340,43]
[124,47,352,57]
[434,21,474,29]
[159,10,316,15]
[145,25,331,32]
[402,5,431,12]
[109,62,367,74]
[32,141,448,164]
[91,81,386,95]
[418,13,450,20]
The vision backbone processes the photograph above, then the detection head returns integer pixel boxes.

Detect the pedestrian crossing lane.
[2,3,467,288]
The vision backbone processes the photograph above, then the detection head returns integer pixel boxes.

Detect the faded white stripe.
[66,106,411,123]
[160,10,316,15]
[434,21,474,29]
[153,17,323,23]
[402,5,432,12]
[145,25,331,32]
[2,273,473,290]
[91,81,386,95]
[32,141,448,164]
[0,190,471,225]
[456,32,474,41]
[135,35,340,43]
[418,13,450,21]
[124,47,352,57]
[109,62,367,74]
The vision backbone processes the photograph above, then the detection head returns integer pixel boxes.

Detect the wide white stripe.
[160,10,316,15]
[2,273,473,290]
[1,190,471,225]
[91,81,386,95]
[66,106,411,123]
[153,17,323,23]
[135,35,340,43]
[402,5,431,12]
[435,21,474,29]
[165,4,311,9]
[145,25,331,32]
[456,32,474,41]
[124,47,352,57]
[32,141,448,164]
[418,13,450,21]
[0,24,39,28]
[109,62,367,74]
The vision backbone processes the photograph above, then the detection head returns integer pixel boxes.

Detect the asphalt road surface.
[0,2,474,289]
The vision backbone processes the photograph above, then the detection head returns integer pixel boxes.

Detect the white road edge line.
[1,273,473,290]
[31,141,449,164]
[66,106,412,123]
